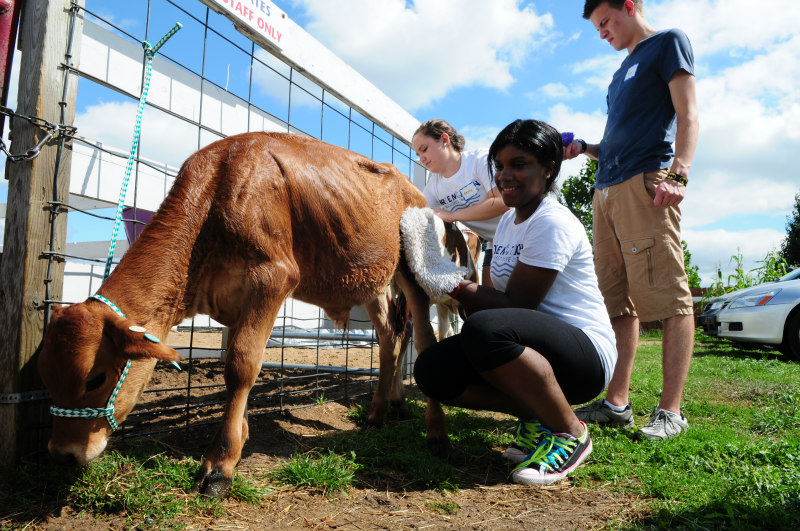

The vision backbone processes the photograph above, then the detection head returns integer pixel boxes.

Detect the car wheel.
[781,311,800,361]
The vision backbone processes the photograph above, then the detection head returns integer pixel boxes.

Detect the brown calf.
[37,132,462,495]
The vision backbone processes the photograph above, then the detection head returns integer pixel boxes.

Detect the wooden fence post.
[0,0,82,466]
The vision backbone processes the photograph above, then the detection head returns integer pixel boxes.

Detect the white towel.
[400,207,467,300]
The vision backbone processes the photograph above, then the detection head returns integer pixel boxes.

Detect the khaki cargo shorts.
[592,170,694,323]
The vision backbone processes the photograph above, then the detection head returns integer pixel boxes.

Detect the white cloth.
[400,207,466,300]
[490,195,617,387]
[422,148,503,242]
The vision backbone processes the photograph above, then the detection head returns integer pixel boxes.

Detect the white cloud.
[535,82,588,101]
[545,104,608,182]
[682,28,800,243]
[546,104,607,144]
[682,172,797,229]
[648,0,800,57]
[289,0,553,111]
[74,101,202,169]
[568,54,623,93]
[642,1,800,197]
[683,227,786,285]
[460,124,502,151]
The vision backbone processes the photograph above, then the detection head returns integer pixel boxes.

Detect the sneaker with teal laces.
[502,419,545,464]
[511,421,593,486]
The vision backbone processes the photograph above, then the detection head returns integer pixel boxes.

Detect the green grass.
[1,443,267,530]
[270,449,360,496]
[425,499,460,515]
[568,331,800,530]
[3,330,799,530]
[316,330,800,529]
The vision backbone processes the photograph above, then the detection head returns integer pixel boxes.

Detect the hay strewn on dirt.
[13,329,644,530]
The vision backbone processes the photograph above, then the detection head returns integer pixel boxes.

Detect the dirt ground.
[9,329,645,531]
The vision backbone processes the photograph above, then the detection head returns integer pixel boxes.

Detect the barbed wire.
[0,104,77,162]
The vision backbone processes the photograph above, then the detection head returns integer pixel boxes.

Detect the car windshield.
[779,268,800,282]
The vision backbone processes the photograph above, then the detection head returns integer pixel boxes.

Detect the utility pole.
[0,0,83,466]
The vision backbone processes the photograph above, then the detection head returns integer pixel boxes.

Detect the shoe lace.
[514,431,577,473]
[577,398,607,417]
[648,410,667,425]
[590,399,606,411]
[645,409,679,431]
[512,419,544,450]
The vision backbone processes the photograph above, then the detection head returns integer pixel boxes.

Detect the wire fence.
[4,0,442,450]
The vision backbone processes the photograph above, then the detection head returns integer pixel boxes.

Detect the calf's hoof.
[192,466,233,496]
[388,399,411,420]
[361,417,384,430]
[426,435,451,458]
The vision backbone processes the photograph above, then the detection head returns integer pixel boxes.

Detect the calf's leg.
[436,303,455,339]
[193,271,294,495]
[364,291,407,426]
[393,268,451,458]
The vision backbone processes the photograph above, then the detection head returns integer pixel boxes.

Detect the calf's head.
[38,302,179,464]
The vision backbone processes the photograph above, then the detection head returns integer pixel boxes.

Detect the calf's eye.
[86,373,107,392]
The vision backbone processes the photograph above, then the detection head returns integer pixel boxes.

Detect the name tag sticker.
[459,182,479,201]
[624,63,639,81]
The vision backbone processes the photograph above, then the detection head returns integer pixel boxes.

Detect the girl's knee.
[414,342,469,402]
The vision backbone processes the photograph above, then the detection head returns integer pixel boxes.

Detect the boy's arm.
[654,70,699,207]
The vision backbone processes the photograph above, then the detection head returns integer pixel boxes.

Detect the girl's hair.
[488,119,563,194]
[413,119,466,152]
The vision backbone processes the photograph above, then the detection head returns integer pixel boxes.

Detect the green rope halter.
[49,295,132,431]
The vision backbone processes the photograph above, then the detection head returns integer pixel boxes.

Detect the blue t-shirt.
[595,29,694,189]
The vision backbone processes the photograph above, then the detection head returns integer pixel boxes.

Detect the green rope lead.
[103,22,183,280]
[55,25,186,431]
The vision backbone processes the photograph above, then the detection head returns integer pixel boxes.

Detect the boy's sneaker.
[502,419,545,464]
[574,398,634,427]
[635,408,688,441]
[512,422,593,486]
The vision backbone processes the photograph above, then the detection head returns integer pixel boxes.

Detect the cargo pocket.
[621,237,656,289]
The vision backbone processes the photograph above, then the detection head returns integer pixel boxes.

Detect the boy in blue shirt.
[564,0,699,440]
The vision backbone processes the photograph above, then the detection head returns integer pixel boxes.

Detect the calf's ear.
[107,320,180,362]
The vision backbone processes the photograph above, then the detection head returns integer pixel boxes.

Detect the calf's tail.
[390,292,410,337]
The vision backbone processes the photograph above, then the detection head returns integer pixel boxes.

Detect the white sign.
[202,0,284,50]
[198,0,419,142]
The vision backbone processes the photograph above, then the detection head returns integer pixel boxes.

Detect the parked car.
[696,293,732,336]
[713,268,800,360]
[697,268,800,336]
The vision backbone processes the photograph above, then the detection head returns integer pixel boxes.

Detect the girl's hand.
[433,208,456,223]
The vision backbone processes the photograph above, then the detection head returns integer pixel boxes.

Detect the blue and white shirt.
[423,148,503,242]
[491,195,617,386]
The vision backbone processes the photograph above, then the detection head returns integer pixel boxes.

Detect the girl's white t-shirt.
[422,148,504,241]
[490,195,617,386]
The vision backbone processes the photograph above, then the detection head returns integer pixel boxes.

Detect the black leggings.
[414,308,605,405]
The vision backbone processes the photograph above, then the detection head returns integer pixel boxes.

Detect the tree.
[781,192,800,269]
[559,159,596,242]
[682,240,701,288]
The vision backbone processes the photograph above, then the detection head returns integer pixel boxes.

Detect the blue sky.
[2,0,798,286]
